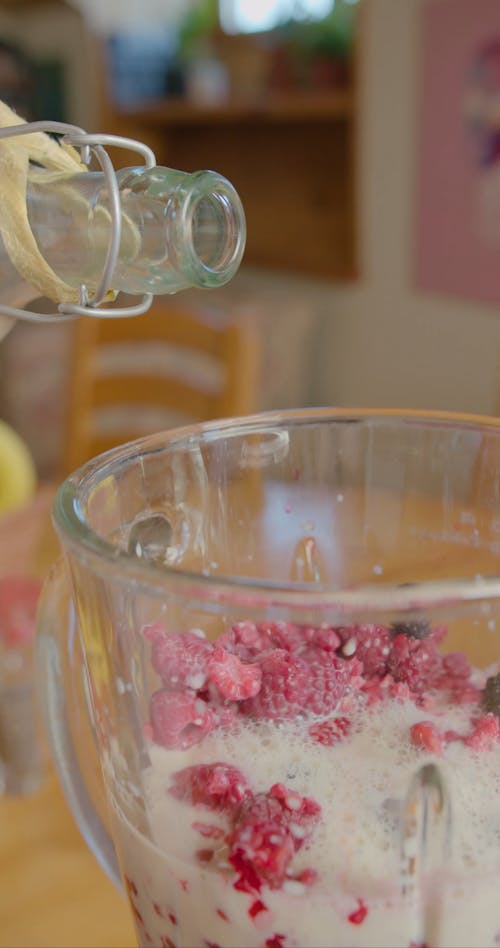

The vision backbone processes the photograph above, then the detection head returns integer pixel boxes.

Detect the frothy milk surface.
[111,698,500,948]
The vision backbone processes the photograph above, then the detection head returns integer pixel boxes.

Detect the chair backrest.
[63,300,259,473]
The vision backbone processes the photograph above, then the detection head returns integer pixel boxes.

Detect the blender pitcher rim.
[51,406,500,613]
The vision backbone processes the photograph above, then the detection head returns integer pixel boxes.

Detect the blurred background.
[0,0,500,482]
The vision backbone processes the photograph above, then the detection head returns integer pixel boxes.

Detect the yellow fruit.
[0,419,36,514]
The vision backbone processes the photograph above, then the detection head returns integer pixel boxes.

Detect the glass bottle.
[0,163,246,322]
[27,164,246,295]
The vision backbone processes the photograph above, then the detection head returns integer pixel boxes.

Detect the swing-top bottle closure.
[0,120,246,324]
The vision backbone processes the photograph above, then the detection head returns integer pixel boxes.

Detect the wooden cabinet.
[115,89,357,282]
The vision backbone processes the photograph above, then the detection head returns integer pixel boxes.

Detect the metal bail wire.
[0,121,156,323]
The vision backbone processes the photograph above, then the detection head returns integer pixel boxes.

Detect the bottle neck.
[26,165,246,297]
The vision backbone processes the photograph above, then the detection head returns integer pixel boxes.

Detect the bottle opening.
[191,192,236,271]
[185,173,246,286]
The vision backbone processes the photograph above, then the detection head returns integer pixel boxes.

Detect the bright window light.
[219,0,335,35]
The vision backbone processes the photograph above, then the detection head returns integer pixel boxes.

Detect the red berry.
[228,785,320,890]
[388,634,442,694]
[207,646,262,701]
[305,652,355,716]
[308,716,351,746]
[442,652,471,679]
[229,822,295,891]
[265,937,286,948]
[169,762,251,813]
[249,899,268,919]
[410,721,444,755]
[242,650,310,720]
[150,691,215,749]
[337,624,392,678]
[348,898,368,925]
[465,713,500,750]
[146,627,212,692]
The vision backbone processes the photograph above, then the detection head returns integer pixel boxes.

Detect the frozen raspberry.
[249,899,268,919]
[265,937,286,948]
[241,650,310,720]
[305,652,356,716]
[268,783,321,836]
[207,646,262,701]
[219,624,265,662]
[266,621,308,653]
[442,652,471,679]
[169,762,251,812]
[336,625,392,678]
[312,626,342,652]
[390,620,431,640]
[150,691,215,749]
[387,633,442,694]
[229,818,295,890]
[348,898,368,925]
[228,785,320,891]
[481,673,500,717]
[465,713,500,750]
[308,716,351,746]
[410,721,444,755]
[146,627,212,692]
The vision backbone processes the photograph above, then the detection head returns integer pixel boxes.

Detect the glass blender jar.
[37,408,500,948]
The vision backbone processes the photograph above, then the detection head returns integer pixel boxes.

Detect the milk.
[109,699,500,948]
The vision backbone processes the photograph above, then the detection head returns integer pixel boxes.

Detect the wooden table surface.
[0,770,136,948]
[0,487,135,947]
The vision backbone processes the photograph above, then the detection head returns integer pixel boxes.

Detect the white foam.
[110,698,500,947]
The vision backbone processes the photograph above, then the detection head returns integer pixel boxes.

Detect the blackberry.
[390,620,431,640]
[481,673,500,717]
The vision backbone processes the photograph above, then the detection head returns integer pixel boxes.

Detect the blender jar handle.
[36,558,121,888]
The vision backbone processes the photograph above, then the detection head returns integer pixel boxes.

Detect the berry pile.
[168,762,321,894]
[146,619,484,750]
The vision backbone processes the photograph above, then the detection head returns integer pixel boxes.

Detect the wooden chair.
[62,300,260,473]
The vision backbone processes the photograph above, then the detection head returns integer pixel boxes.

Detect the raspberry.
[442,652,471,679]
[168,762,251,813]
[266,621,309,653]
[308,716,351,746]
[312,626,342,652]
[387,634,442,694]
[337,625,392,678]
[410,721,444,755]
[241,650,310,720]
[348,898,368,925]
[229,818,296,891]
[249,899,268,919]
[207,646,262,701]
[228,785,320,890]
[150,691,215,749]
[465,713,500,750]
[305,652,355,716]
[481,673,500,717]
[268,783,321,838]
[146,627,212,692]
[265,937,286,948]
